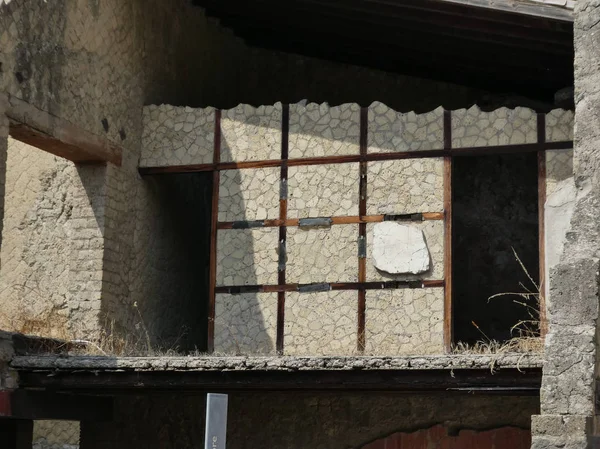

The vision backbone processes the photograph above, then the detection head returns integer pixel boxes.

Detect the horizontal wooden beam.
[215,280,445,294]
[0,390,113,421]
[6,95,122,166]
[139,141,573,175]
[217,213,444,229]
[433,0,574,22]
[16,367,542,392]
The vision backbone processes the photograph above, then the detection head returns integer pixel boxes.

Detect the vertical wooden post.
[207,110,222,353]
[537,113,548,338]
[443,110,453,353]
[0,419,33,449]
[276,105,290,354]
[357,107,368,352]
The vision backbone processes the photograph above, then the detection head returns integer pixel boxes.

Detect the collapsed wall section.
[141,102,573,356]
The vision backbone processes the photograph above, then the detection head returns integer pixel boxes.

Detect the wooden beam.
[276,105,289,354]
[443,111,454,353]
[537,114,548,339]
[0,390,112,421]
[215,280,445,294]
[139,141,574,175]
[6,95,122,166]
[15,367,542,392]
[432,0,574,22]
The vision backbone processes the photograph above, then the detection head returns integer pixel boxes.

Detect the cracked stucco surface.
[451,106,538,148]
[214,292,277,354]
[366,288,444,355]
[284,290,357,355]
[545,109,574,142]
[286,225,358,283]
[366,159,444,215]
[218,167,280,222]
[141,105,215,167]
[289,103,360,158]
[368,103,444,153]
[288,163,360,218]
[216,228,279,286]
[221,103,282,162]
[546,148,574,196]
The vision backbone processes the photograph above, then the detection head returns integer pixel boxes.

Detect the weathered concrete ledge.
[11,353,543,372]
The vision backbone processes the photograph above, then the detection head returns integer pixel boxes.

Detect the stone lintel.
[6,95,122,166]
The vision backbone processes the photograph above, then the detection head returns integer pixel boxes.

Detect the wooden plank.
[215,280,445,294]
[276,104,289,354]
[443,110,454,353]
[16,366,543,392]
[357,107,368,353]
[7,95,122,166]
[537,113,548,339]
[217,213,444,229]
[138,141,573,175]
[432,0,574,22]
[207,110,222,353]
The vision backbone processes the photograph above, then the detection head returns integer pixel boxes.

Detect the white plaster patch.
[372,222,430,274]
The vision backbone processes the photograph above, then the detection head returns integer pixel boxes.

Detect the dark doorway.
[452,152,539,344]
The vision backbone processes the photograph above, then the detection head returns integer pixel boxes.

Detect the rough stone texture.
[451,106,537,148]
[33,421,79,449]
[10,352,544,371]
[214,293,277,354]
[365,288,444,355]
[216,228,279,286]
[366,221,444,282]
[546,109,575,143]
[546,148,574,196]
[79,393,537,449]
[286,225,358,283]
[0,93,7,249]
[368,103,444,153]
[221,103,282,162]
[0,137,105,338]
[288,162,360,218]
[372,223,431,275]
[289,103,360,158]
[0,331,18,390]
[284,291,357,355]
[532,1,600,447]
[366,159,444,215]
[218,167,280,222]
[141,105,215,167]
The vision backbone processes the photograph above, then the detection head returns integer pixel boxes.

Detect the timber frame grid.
[139,106,572,354]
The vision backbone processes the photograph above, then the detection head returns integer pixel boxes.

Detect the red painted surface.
[361,425,530,449]
[0,391,12,417]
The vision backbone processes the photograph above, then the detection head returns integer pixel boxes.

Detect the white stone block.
[372,222,430,274]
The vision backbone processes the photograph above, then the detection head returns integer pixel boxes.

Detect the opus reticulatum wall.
[141,102,574,356]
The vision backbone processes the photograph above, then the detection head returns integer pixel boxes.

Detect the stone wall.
[531,0,600,448]
[80,393,537,449]
[142,102,573,356]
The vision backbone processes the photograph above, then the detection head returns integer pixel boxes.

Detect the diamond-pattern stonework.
[215,293,277,354]
[216,228,279,286]
[141,105,215,167]
[367,159,444,215]
[546,149,574,197]
[284,290,357,355]
[451,106,537,148]
[368,102,444,153]
[218,167,280,222]
[366,288,444,355]
[287,225,358,283]
[221,103,282,162]
[546,109,574,142]
[288,163,360,218]
[366,221,444,282]
[289,103,360,158]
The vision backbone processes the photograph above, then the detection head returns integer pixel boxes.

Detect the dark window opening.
[452,153,540,344]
